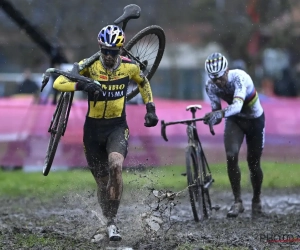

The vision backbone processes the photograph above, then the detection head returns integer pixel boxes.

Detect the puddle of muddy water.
[1,188,300,250]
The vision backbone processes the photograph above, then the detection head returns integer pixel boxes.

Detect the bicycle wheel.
[199,147,213,219]
[186,146,210,222]
[123,25,165,101]
[42,92,71,176]
[186,146,203,222]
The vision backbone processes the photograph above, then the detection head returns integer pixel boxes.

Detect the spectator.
[18,69,39,102]
[231,59,247,71]
[274,67,298,97]
[259,76,276,100]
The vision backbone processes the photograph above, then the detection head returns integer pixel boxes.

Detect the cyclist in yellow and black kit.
[53,25,158,241]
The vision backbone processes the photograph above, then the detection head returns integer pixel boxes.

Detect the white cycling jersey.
[205,69,264,119]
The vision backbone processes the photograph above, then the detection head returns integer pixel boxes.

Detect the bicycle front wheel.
[186,146,209,222]
[198,145,213,219]
[43,92,71,176]
[123,25,166,101]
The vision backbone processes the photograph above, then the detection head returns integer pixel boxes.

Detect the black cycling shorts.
[83,117,129,177]
[224,112,265,157]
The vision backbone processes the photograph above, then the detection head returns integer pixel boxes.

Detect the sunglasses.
[209,70,227,81]
[101,48,120,57]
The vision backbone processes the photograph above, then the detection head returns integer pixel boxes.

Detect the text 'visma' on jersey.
[79,58,139,119]
[53,56,148,120]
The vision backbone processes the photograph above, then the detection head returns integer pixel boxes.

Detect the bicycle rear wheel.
[186,146,210,222]
[123,25,165,101]
[42,92,71,176]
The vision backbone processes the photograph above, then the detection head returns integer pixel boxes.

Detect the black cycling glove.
[203,110,224,126]
[144,102,159,127]
[76,81,102,94]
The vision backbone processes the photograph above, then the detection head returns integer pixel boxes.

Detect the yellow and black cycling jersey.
[53,56,153,121]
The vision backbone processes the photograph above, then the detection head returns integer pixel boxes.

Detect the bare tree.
[0,0,298,73]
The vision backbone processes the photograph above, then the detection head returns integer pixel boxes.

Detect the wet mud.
[0,188,300,250]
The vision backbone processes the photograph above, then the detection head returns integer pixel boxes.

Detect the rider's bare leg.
[94,175,110,218]
[105,152,123,241]
[92,152,124,222]
[107,152,124,200]
[224,119,245,203]
[105,152,124,222]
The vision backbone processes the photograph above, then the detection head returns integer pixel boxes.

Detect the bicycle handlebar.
[161,117,215,142]
[41,62,103,107]
[41,67,101,89]
[40,49,102,92]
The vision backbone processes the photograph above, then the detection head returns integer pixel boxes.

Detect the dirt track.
[1,187,300,250]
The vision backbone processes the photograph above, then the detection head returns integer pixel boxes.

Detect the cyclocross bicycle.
[40,4,166,176]
[161,104,219,222]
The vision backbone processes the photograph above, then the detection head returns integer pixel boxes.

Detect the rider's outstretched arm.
[53,75,77,92]
[222,79,247,117]
[205,83,222,111]
[52,60,91,92]
[137,77,153,103]
[131,67,153,103]
[131,64,158,127]
[205,83,223,125]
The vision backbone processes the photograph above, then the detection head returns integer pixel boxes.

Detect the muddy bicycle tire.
[42,93,71,176]
[122,25,166,101]
[199,148,213,219]
[186,146,211,222]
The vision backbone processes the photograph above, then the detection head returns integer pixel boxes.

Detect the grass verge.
[0,161,299,198]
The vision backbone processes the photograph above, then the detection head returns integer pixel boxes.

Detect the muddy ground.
[1,187,300,250]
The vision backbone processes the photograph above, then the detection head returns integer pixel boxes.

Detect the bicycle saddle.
[114,4,141,25]
[186,104,202,112]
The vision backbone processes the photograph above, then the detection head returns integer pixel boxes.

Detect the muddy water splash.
[1,184,300,249]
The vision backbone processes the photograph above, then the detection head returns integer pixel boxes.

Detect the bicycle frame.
[161,106,217,220]
[161,107,215,190]
[47,92,73,136]
[189,126,213,190]
[165,119,214,190]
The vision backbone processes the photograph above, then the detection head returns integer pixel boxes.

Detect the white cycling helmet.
[205,52,228,78]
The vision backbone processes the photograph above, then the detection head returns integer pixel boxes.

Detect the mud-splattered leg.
[93,175,110,219]
[90,151,124,223]
[224,118,245,203]
[246,115,265,204]
[105,152,124,223]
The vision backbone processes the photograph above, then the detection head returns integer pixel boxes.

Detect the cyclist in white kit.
[203,52,265,218]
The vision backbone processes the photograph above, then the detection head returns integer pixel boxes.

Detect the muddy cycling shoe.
[252,201,263,216]
[227,202,245,218]
[107,224,122,241]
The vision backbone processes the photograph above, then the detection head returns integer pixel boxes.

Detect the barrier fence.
[1,95,300,170]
